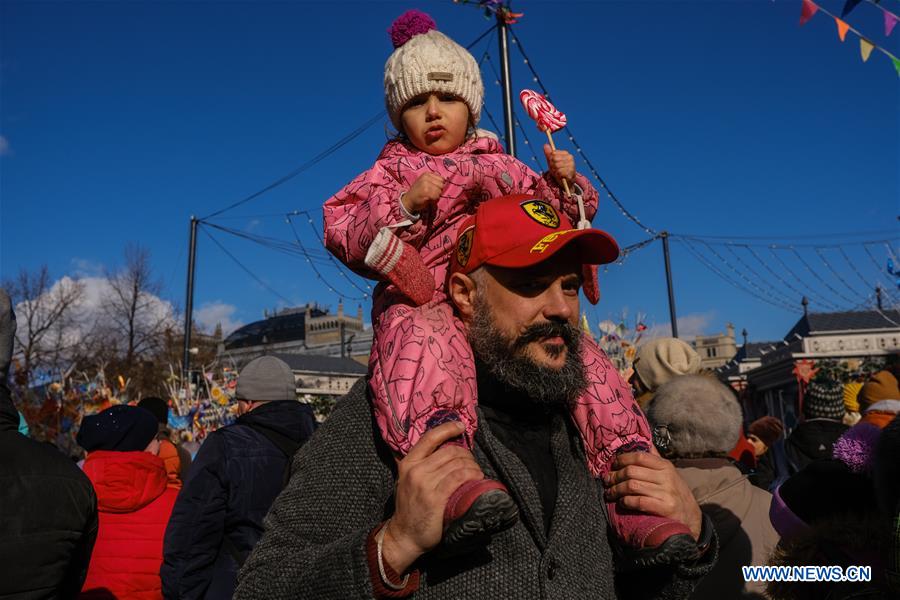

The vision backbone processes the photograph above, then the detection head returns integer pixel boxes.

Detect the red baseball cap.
[449,194,620,274]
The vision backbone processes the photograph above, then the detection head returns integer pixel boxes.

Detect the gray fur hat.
[645,375,743,457]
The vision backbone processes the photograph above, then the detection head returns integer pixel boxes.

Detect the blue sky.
[2,0,898,343]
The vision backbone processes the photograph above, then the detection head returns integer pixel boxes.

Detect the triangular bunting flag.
[860,38,875,62]
[886,12,899,37]
[835,18,850,42]
[893,57,900,77]
[842,0,863,18]
[800,0,819,26]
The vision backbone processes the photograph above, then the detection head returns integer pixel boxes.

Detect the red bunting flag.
[835,17,850,42]
[800,0,819,26]
[886,12,899,37]
[860,38,875,62]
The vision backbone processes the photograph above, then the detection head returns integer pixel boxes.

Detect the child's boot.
[606,502,698,568]
[425,410,519,549]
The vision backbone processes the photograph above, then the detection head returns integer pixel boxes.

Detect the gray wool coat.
[234,380,717,600]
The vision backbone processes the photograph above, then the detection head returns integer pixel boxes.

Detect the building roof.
[224,306,328,350]
[715,341,780,377]
[784,309,900,339]
[272,353,368,375]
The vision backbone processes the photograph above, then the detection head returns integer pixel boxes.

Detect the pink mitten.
[365,228,435,306]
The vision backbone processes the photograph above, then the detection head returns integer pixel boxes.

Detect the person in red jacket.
[77,404,179,599]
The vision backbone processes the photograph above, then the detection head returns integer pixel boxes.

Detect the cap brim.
[484,228,620,269]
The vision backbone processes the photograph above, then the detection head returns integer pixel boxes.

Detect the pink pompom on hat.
[384,10,484,130]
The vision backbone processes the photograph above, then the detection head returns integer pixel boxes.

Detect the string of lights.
[789,247,863,307]
[287,211,372,297]
[284,215,369,302]
[481,53,543,168]
[838,246,882,296]
[674,232,900,249]
[507,27,658,236]
[764,246,846,310]
[814,246,871,303]
[202,221,331,262]
[744,244,843,311]
[695,239,799,311]
[202,110,386,221]
[610,234,661,269]
[200,25,497,222]
[200,225,295,305]
[722,244,815,309]
[678,238,798,312]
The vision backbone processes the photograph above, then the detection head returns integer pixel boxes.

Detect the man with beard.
[234,196,716,600]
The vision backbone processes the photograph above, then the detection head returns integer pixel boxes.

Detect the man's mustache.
[512,321,580,353]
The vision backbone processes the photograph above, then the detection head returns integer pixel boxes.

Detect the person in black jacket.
[161,355,317,599]
[785,378,848,475]
[0,289,99,599]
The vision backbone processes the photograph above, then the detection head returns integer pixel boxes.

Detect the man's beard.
[469,295,587,408]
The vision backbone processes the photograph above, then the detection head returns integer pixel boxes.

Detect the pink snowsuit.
[324,134,651,477]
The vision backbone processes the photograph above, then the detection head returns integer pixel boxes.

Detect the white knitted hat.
[384,10,484,130]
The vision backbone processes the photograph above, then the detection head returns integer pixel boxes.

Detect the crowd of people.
[2,8,898,600]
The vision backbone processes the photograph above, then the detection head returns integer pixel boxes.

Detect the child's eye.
[439,93,458,102]
[407,97,426,107]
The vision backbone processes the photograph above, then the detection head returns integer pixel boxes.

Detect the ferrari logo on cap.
[521,200,559,228]
[456,226,475,268]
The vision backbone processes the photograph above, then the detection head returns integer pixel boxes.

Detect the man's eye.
[563,280,582,295]
[515,281,544,293]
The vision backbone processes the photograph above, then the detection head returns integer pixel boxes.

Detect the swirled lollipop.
[519,89,567,133]
[519,89,585,227]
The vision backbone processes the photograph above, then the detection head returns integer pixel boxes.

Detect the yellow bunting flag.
[835,18,850,42]
[860,38,875,62]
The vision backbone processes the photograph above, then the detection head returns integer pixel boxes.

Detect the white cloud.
[14,275,177,355]
[70,258,104,278]
[0,135,10,156]
[195,301,243,336]
[640,312,716,344]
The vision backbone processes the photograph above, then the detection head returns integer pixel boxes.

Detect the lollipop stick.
[544,130,571,198]
[546,130,588,228]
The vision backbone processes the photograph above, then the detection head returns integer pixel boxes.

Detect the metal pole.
[497,16,517,157]
[661,232,678,338]
[876,285,883,310]
[182,217,199,387]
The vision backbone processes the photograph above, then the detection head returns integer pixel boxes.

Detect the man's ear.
[448,272,478,322]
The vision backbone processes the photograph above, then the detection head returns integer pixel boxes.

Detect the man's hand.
[381,421,484,574]
[543,144,576,187]
[402,173,445,215]
[603,450,702,541]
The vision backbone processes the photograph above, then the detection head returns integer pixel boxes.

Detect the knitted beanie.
[843,380,863,413]
[633,338,702,393]
[76,404,159,453]
[748,415,784,448]
[384,10,484,130]
[803,379,846,420]
[645,375,742,457]
[859,370,900,410]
